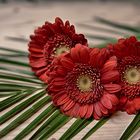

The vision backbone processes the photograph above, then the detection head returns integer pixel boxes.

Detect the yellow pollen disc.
[124,67,140,84]
[55,45,70,56]
[77,75,92,92]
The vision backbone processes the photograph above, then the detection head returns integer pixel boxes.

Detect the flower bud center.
[124,67,140,84]
[55,45,70,56]
[77,75,92,92]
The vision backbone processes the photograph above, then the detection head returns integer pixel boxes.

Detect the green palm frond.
[1,17,140,140]
[95,17,140,33]
[81,117,109,140]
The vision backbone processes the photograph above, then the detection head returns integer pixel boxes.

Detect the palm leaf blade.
[0,95,51,138]
[120,112,140,140]
[39,115,71,140]
[0,90,33,111]
[95,17,140,33]
[0,46,28,55]
[14,104,56,140]
[0,90,46,125]
[69,118,93,139]
[82,117,109,140]
[0,58,29,67]
[0,73,42,84]
[59,118,88,140]
[30,110,61,140]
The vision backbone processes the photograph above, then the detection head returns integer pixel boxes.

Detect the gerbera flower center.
[55,45,70,56]
[77,75,92,92]
[124,67,140,84]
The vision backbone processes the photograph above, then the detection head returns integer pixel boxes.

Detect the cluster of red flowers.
[29,17,140,120]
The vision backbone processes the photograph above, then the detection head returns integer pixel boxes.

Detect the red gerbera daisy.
[28,17,87,83]
[48,44,121,119]
[108,36,140,114]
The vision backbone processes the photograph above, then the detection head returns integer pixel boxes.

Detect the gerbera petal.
[125,100,136,114]
[63,100,75,111]
[134,97,140,110]
[70,46,80,62]
[29,46,43,53]
[30,58,46,68]
[89,48,100,67]
[60,57,74,70]
[56,66,67,76]
[106,94,119,105]
[57,94,69,105]
[101,56,117,74]
[104,84,121,93]
[96,48,109,68]
[51,79,66,86]
[101,70,119,83]
[85,104,94,119]
[39,72,48,83]
[93,111,100,120]
[101,94,112,109]
[94,102,102,117]
[52,91,65,101]
[98,102,108,115]
[79,47,89,64]
[35,66,48,75]
[79,104,88,118]
[71,103,81,117]
[119,96,128,106]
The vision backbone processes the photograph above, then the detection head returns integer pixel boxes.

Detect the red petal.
[101,94,112,109]
[94,102,102,117]
[85,104,94,119]
[30,58,46,68]
[55,17,64,26]
[52,91,65,100]
[101,70,119,84]
[134,97,140,110]
[39,72,48,83]
[70,46,80,62]
[35,66,48,75]
[49,85,64,92]
[106,94,119,105]
[79,104,88,118]
[71,103,81,117]
[104,84,121,93]
[89,48,100,67]
[101,56,117,74]
[30,52,44,58]
[93,111,100,120]
[64,108,73,116]
[56,66,67,76]
[58,97,70,106]
[29,46,43,53]
[57,94,68,105]
[60,58,74,70]
[63,100,75,111]
[119,96,128,106]
[79,47,89,64]
[98,102,108,115]
[96,48,109,68]
[51,80,65,86]
[125,100,136,114]
[51,77,65,83]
